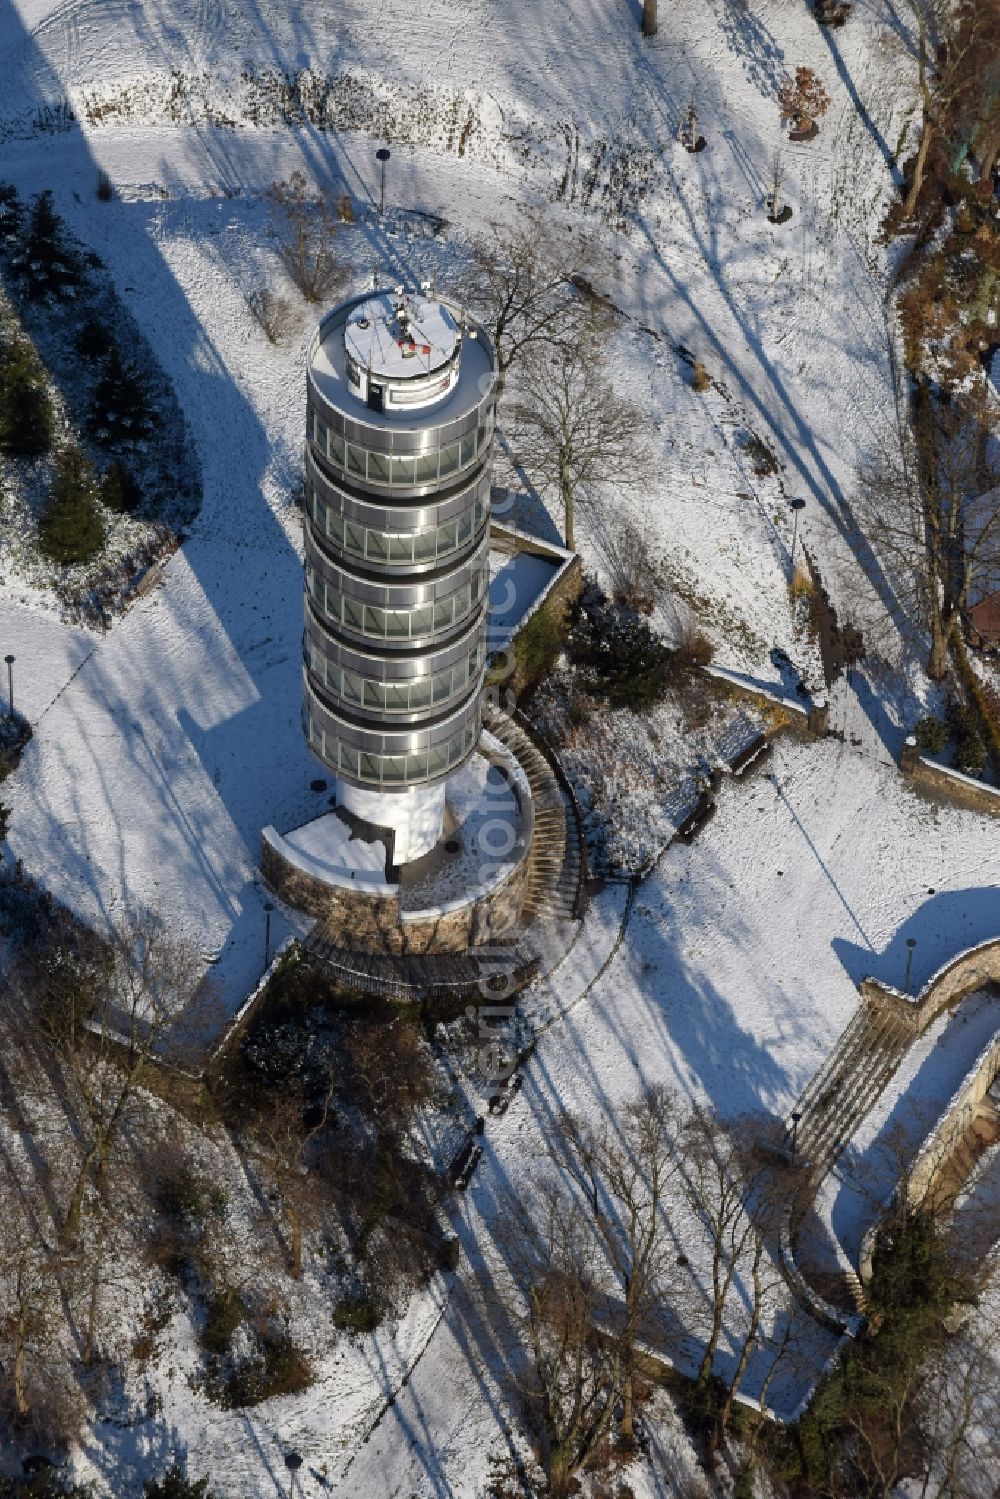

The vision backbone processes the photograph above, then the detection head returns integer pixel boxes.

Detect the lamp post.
[4,654,13,719]
[904,937,917,995]
[789,498,806,570]
[790,1109,802,1158]
[375,147,391,220]
[284,1452,302,1499]
[264,901,274,971]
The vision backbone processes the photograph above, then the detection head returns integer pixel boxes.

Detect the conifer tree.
[11,189,81,299]
[0,337,53,456]
[0,182,22,245]
[89,345,154,444]
[101,458,142,513]
[38,445,105,565]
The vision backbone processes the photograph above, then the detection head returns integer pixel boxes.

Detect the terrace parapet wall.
[261,829,531,955]
[860,938,1000,1035]
[261,738,534,956]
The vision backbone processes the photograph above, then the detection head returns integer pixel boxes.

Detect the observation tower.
[302,287,496,865]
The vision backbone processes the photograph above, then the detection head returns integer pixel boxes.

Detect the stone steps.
[484,707,583,926]
[791,1007,913,1173]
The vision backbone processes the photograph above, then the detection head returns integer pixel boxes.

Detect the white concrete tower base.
[338,779,447,865]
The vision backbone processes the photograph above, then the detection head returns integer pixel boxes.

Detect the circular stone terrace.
[260,729,535,954]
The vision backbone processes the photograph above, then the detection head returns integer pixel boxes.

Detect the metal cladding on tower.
[302,287,498,863]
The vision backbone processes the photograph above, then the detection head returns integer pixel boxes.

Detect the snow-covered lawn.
[1,0,996,1490]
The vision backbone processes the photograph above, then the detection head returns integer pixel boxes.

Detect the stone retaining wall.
[860,1022,1000,1286]
[899,737,1000,817]
[262,820,531,954]
[908,1029,1000,1209]
[700,665,825,734]
[262,742,534,955]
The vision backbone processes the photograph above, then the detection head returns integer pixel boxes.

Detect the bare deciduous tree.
[513,337,651,551]
[255,1079,334,1280]
[17,911,210,1247]
[914,1310,1000,1499]
[553,1085,679,1443]
[468,210,605,396]
[898,0,1000,219]
[267,170,345,304]
[0,1176,79,1442]
[246,284,295,345]
[502,1179,622,1497]
[677,1105,784,1460]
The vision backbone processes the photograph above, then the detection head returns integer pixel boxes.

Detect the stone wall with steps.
[783,937,1000,1322]
[861,938,1000,1034]
[262,822,531,956]
[263,708,586,958]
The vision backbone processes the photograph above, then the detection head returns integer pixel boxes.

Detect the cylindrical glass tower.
[303,288,497,864]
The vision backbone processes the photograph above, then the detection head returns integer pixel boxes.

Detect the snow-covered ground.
[1,0,997,1491]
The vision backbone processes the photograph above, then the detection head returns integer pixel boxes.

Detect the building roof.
[967,591,1000,643]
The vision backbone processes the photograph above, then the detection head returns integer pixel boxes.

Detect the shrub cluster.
[948,698,988,776]
[913,713,948,754]
[144,1466,216,1499]
[567,588,677,710]
[758,1210,967,1494]
[333,1289,384,1334]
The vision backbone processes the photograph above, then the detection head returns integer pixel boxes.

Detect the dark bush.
[215,1327,312,1408]
[144,1465,215,1499]
[948,700,987,776]
[200,1288,244,1356]
[38,447,105,565]
[743,433,778,476]
[914,713,948,754]
[674,620,714,671]
[0,1474,94,1498]
[0,337,53,456]
[156,1163,218,1228]
[74,317,111,363]
[568,592,675,710]
[333,1290,384,1334]
[438,1235,461,1273]
[95,170,114,203]
[101,459,142,514]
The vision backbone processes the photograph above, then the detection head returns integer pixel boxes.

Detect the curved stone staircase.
[482,705,583,929]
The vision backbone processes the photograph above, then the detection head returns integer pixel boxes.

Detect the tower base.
[337,780,446,867]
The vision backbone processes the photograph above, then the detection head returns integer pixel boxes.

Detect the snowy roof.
[343,292,459,381]
[309,291,495,432]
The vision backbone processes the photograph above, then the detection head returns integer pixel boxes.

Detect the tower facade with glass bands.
[303,288,497,864]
